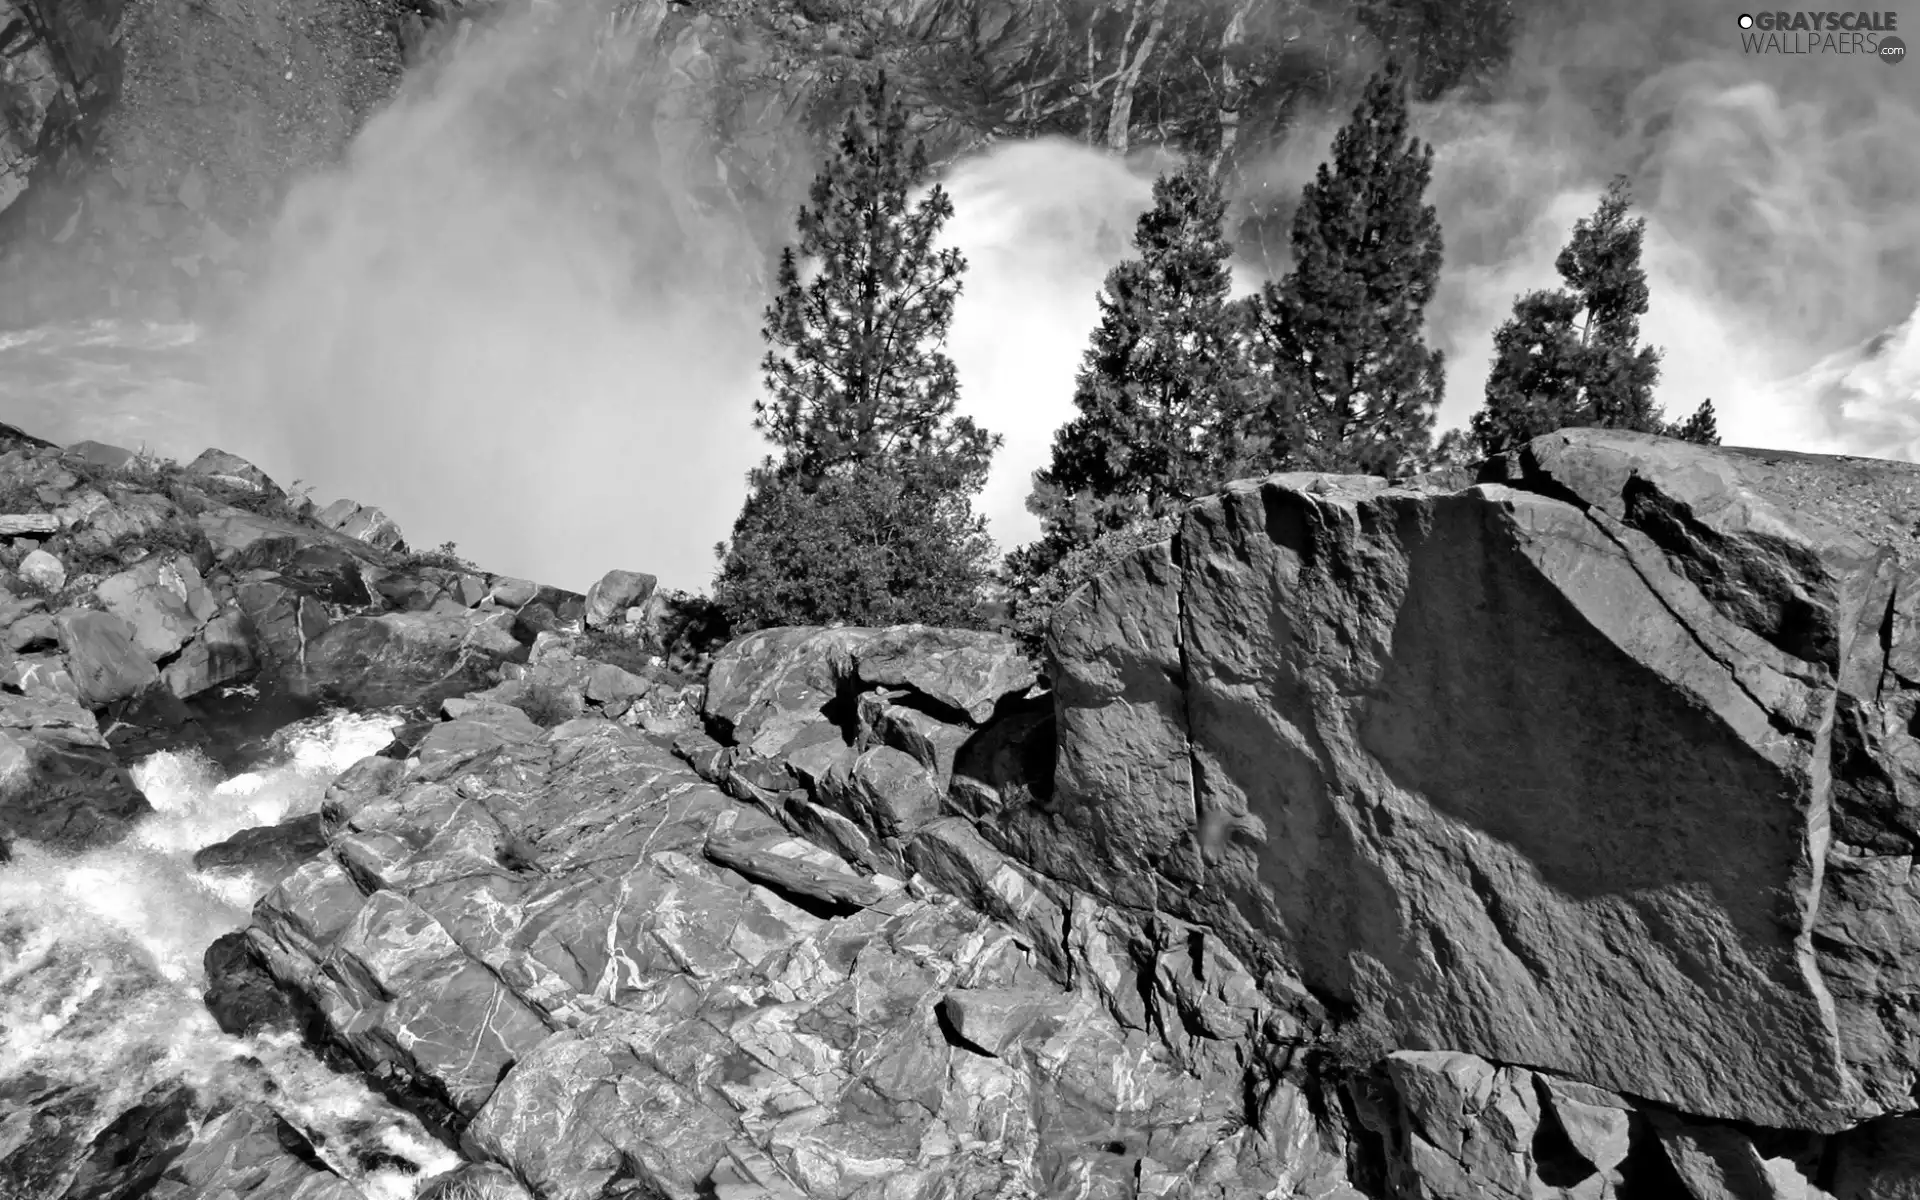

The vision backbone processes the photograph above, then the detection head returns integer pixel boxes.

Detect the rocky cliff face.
[0,0,1369,324]
[13,426,1920,1198]
[1026,429,1920,1138]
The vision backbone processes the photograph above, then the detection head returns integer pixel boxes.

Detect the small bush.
[399,540,479,573]
[715,464,998,635]
[1317,1006,1396,1078]
[1007,514,1177,657]
[511,679,577,728]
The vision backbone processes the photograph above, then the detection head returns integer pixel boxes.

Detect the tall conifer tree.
[1471,176,1718,454]
[1252,61,1446,476]
[1013,160,1256,585]
[716,72,1001,632]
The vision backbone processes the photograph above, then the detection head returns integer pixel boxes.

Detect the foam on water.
[0,708,460,1199]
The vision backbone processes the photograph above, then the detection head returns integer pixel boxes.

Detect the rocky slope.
[11,425,1920,1198]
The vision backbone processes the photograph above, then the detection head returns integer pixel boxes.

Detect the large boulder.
[0,693,149,847]
[234,577,331,668]
[184,447,283,497]
[1032,429,1920,1133]
[92,551,219,660]
[55,608,160,705]
[298,609,515,710]
[704,625,1037,759]
[583,568,657,629]
[161,607,260,698]
[18,547,65,592]
[313,499,406,553]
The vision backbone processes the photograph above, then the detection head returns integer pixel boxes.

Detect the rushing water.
[0,710,462,1200]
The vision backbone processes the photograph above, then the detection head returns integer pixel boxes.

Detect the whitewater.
[0,707,461,1199]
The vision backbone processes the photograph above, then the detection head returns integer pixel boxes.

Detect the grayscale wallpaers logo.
[1737,11,1905,60]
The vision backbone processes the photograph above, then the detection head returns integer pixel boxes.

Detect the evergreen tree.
[1666,397,1721,445]
[714,463,996,633]
[1470,177,1719,454]
[1014,160,1257,585]
[716,72,1001,632]
[754,70,997,489]
[1252,61,1446,476]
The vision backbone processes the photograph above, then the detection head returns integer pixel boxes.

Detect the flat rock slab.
[55,608,159,705]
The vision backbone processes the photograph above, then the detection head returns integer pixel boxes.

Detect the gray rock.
[234,578,330,668]
[300,610,511,709]
[584,661,648,705]
[848,744,944,839]
[1830,1115,1920,1199]
[1038,433,1920,1130]
[185,447,283,496]
[6,611,57,652]
[19,547,64,592]
[704,625,1036,759]
[937,988,1075,1057]
[0,513,58,536]
[583,568,657,629]
[161,608,259,699]
[193,814,329,889]
[852,624,1038,723]
[232,722,1274,1200]
[1647,1108,1826,1200]
[55,608,159,705]
[1540,1075,1635,1176]
[2,652,77,700]
[337,504,406,552]
[93,551,218,660]
[321,755,408,829]
[0,693,149,847]
[489,576,539,608]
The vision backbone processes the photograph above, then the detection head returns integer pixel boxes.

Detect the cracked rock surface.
[1030,428,1920,1133]
[220,715,1357,1199]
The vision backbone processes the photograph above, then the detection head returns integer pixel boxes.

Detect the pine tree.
[1015,160,1257,584]
[1252,61,1446,476]
[716,72,1001,632]
[1666,397,1721,445]
[753,70,997,490]
[1471,176,1689,456]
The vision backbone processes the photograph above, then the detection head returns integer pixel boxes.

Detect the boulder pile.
[16,424,1920,1198]
[0,428,718,850]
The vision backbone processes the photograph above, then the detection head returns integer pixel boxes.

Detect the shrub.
[1317,1005,1397,1078]
[399,540,479,573]
[716,463,997,634]
[1008,513,1177,657]
[510,679,578,728]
